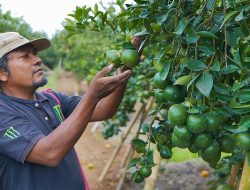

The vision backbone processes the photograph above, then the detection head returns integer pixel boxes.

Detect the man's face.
[5,45,47,89]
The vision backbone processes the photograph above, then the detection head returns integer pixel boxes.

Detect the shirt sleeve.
[54,92,82,118]
[0,106,45,164]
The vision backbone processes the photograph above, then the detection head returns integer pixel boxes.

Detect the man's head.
[0,32,51,91]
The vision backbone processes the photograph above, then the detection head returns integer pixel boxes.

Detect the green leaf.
[173,18,188,35]
[186,36,199,43]
[214,83,230,95]
[206,0,215,10]
[159,62,171,80]
[134,30,150,37]
[187,108,200,114]
[187,74,200,90]
[199,45,215,56]
[141,123,150,133]
[186,60,206,71]
[235,10,245,22]
[195,72,213,97]
[144,19,154,33]
[140,10,150,18]
[222,65,239,74]
[228,116,250,133]
[241,20,250,36]
[210,60,220,71]
[155,13,169,25]
[238,91,250,103]
[196,31,218,39]
[122,42,135,50]
[220,11,239,29]
[174,75,192,85]
[157,45,171,65]
[233,81,245,91]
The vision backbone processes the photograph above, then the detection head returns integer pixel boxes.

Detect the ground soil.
[54,71,214,190]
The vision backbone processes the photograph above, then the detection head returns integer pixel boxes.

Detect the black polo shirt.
[0,91,89,190]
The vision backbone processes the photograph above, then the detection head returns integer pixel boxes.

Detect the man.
[0,32,136,190]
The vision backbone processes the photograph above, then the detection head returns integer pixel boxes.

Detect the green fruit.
[188,144,199,153]
[160,147,172,159]
[133,139,147,153]
[173,125,192,140]
[172,134,191,148]
[208,151,221,169]
[106,50,121,66]
[121,49,139,67]
[155,133,168,145]
[139,166,152,178]
[218,134,235,153]
[216,184,233,190]
[206,114,221,133]
[187,114,208,133]
[154,89,165,103]
[153,73,168,89]
[201,140,220,162]
[168,104,187,126]
[164,86,185,103]
[237,132,250,151]
[133,173,145,183]
[193,132,213,149]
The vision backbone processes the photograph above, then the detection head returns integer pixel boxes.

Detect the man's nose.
[31,54,42,65]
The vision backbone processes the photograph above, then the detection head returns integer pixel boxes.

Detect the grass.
[169,148,198,162]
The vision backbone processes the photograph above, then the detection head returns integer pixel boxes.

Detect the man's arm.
[26,65,132,167]
[90,70,129,121]
[90,36,142,121]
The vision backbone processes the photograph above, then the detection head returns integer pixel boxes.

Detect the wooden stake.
[239,155,250,190]
[115,97,154,190]
[98,102,144,182]
[228,163,241,189]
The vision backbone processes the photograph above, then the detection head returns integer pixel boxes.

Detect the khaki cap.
[0,32,51,59]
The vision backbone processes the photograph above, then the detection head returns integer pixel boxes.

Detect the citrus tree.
[64,0,250,188]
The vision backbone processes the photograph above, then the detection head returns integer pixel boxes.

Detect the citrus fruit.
[193,132,213,149]
[188,144,199,153]
[209,151,221,168]
[218,134,235,153]
[121,49,139,67]
[160,147,172,159]
[153,73,168,89]
[139,166,152,178]
[133,173,144,183]
[155,133,169,145]
[200,140,220,162]
[105,50,121,66]
[187,114,208,133]
[154,89,165,103]
[237,132,250,151]
[164,85,185,103]
[172,134,191,148]
[168,104,187,126]
[206,113,221,133]
[133,140,147,153]
[200,170,209,178]
[173,125,192,140]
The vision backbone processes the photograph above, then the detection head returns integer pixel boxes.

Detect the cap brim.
[29,38,51,52]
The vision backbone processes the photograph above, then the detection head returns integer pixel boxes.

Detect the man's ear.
[0,69,9,82]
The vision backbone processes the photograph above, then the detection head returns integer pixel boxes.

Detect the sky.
[0,0,115,37]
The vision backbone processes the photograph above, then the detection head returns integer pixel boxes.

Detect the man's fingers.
[105,70,132,84]
[131,36,140,50]
[96,64,114,77]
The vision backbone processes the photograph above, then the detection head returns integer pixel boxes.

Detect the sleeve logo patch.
[3,127,21,139]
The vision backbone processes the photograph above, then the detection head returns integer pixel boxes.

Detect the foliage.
[65,0,250,186]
